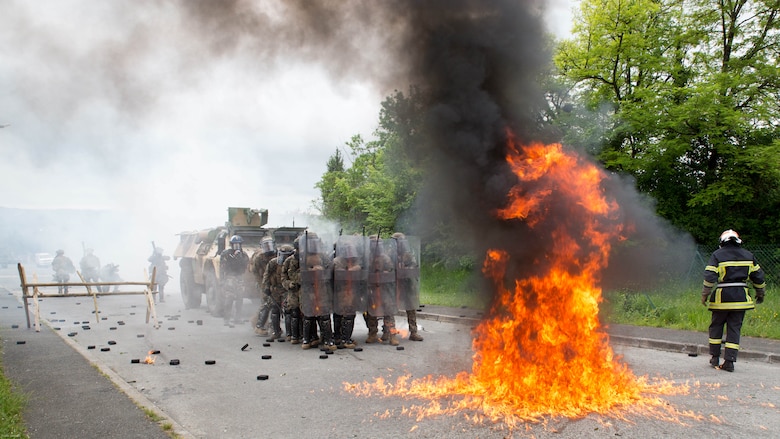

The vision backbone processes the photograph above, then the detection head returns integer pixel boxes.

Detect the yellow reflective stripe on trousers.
[709,338,722,345]
[724,342,739,350]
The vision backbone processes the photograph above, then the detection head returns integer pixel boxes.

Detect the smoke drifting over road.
[1,0,693,292]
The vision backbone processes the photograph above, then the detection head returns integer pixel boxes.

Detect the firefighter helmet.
[719,229,742,246]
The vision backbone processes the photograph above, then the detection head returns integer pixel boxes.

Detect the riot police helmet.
[277,244,294,263]
[229,235,243,250]
[392,232,410,255]
[260,236,275,256]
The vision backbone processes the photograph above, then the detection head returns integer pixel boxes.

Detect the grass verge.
[0,339,28,439]
[601,285,780,339]
[421,265,780,340]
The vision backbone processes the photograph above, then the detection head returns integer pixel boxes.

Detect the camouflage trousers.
[222,276,245,321]
[283,288,301,312]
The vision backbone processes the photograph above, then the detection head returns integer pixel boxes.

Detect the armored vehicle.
[174,207,306,313]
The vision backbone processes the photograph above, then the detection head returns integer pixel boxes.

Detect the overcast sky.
[0,1,576,250]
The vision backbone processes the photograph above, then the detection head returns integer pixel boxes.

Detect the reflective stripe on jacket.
[703,244,766,311]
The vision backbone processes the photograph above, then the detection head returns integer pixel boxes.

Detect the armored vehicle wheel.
[179,261,202,309]
[205,271,223,317]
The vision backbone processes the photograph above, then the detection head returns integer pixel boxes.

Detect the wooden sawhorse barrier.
[17,263,160,331]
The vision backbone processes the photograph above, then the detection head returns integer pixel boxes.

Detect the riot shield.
[299,232,334,317]
[333,235,369,315]
[394,234,420,310]
[366,236,397,316]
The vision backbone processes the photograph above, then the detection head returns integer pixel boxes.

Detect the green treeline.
[315,0,780,266]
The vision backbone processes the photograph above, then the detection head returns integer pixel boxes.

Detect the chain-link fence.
[685,244,780,287]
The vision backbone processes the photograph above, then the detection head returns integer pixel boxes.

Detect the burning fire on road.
[144,351,157,364]
[345,134,694,429]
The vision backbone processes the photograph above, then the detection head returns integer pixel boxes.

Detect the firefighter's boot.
[407,310,424,341]
[709,355,720,368]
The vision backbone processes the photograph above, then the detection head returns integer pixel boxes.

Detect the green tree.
[316,88,441,250]
[554,0,780,243]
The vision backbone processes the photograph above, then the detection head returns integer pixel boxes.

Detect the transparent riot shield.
[394,234,420,310]
[333,235,369,315]
[299,232,334,317]
[366,236,397,316]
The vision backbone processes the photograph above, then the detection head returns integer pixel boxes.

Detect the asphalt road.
[2,265,780,438]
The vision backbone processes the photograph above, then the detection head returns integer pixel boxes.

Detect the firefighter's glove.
[701,287,711,306]
[755,288,765,304]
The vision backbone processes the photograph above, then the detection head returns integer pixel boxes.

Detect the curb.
[412,311,780,365]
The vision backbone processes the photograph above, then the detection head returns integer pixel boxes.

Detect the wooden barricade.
[17,263,160,331]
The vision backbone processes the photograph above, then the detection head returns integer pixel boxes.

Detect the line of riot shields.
[297,233,421,319]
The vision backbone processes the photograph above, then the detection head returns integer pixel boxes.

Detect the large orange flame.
[346,135,692,428]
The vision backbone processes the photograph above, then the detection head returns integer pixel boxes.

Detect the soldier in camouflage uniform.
[364,235,399,346]
[220,235,249,326]
[250,236,276,335]
[79,248,101,285]
[393,233,423,341]
[332,235,368,349]
[282,236,305,345]
[261,243,291,340]
[147,247,170,303]
[52,249,75,294]
[299,232,336,351]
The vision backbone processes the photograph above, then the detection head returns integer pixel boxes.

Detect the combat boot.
[284,313,293,341]
[254,306,270,330]
[365,330,380,344]
[290,312,301,344]
[384,332,399,346]
[341,316,356,348]
[318,315,337,352]
[407,310,424,341]
[270,311,282,340]
[333,314,343,347]
[364,313,380,343]
[720,360,734,372]
[302,318,315,350]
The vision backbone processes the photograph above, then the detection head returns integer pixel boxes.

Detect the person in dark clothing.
[702,229,766,372]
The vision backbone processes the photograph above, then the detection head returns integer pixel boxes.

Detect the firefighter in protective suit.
[702,229,766,372]
[220,235,249,325]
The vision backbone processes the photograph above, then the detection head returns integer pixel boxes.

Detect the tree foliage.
[317,0,780,269]
[315,88,425,237]
[553,0,780,243]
